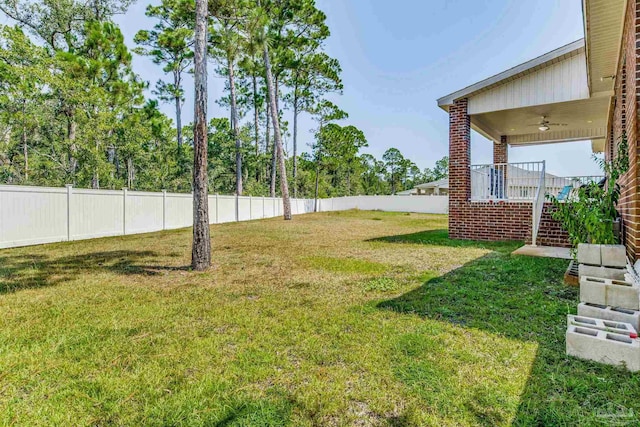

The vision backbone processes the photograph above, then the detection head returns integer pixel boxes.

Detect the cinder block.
[578,303,640,331]
[567,314,637,336]
[578,243,601,265]
[578,264,626,281]
[580,276,640,310]
[566,325,640,372]
[600,245,627,268]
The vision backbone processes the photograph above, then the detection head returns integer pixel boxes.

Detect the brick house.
[437,0,640,259]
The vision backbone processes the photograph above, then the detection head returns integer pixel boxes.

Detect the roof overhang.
[437,40,586,109]
[582,0,627,95]
[437,1,627,153]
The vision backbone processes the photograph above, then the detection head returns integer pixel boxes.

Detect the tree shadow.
[367,229,521,253]
[378,250,640,425]
[0,250,188,294]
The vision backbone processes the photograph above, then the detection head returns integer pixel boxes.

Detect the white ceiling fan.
[527,116,568,132]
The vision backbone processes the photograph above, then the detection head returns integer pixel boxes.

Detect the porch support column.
[494,136,509,196]
[449,98,471,239]
[493,136,508,164]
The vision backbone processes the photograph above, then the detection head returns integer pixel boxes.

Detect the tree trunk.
[314,162,320,212]
[270,132,277,197]
[292,85,298,199]
[127,157,134,188]
[174,70,183,151]
[266,97,272,193]
[21,100,27,182]
[252,72,259,157]
[347,167,351,196]
[175,96,183,150]
[67,113,78,176]
[228,55,242,196]
[191,0,211,271]
[263,43,291,220]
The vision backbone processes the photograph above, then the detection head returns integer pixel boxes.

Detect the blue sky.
[4,0,600,176]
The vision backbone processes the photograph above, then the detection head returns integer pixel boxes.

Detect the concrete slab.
[512,245,572,259]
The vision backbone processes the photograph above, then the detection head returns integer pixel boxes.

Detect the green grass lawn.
[1,210,638,426]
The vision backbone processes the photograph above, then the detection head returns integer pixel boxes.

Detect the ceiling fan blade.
[547,123,568,126]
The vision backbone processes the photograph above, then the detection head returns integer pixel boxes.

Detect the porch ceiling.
[471,96,609,149]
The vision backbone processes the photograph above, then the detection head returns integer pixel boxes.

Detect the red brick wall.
[534,204,571,248]
[450,201,533,242]
[608,0,640,260]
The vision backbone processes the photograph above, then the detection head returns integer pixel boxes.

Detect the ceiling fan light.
[539,125,550,132]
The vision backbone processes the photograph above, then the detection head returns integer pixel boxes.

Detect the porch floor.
[512,245,572,260]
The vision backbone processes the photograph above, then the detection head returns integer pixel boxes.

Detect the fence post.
[236,194,239,222]
[262,196,265,218]
[215,193,219,224]
[122,188,128,235]
[249,195,252,220]
[66,184,73,241]
[162,189,167,230]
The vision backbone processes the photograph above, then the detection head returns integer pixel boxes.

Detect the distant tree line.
[0,0,447,197]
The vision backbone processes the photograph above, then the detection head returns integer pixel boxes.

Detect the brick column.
[493,136,508,198]
[449,98,471,238]
[493,136,508,164]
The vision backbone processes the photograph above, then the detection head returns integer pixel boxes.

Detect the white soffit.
[583,0,627,94]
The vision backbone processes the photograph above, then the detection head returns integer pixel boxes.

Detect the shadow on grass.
[0,250,189,294]
[367,229,521,253]
[378,248,640,425]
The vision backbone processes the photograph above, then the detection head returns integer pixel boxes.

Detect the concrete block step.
[577,243,627,268]
[578,303,640,331]
[566,324,640,372]
[580,276,639,310]
[567,314,637,337]
[579,264,626,281]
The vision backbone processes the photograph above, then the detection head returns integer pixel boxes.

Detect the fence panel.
[127,191,164,234]
[165,193,192,230]
[72,189,124,240]
[0,185,67,248]
[251,197,264,219]
[0,185,451,249]
[216,195,236,223]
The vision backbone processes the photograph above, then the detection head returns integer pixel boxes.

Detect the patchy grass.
[0,210,638,426]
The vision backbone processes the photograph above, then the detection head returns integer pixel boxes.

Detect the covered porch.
[437,33,618,247]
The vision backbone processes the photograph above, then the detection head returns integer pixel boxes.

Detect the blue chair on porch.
[556,185,572,201]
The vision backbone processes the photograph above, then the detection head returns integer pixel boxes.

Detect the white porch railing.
[532,161,546,246]
[545,175,604,200]
[470,161,546,201]
[470,162,604,245]
[470,161,548,245]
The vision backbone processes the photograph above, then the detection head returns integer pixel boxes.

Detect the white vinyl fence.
[0,185,448,249]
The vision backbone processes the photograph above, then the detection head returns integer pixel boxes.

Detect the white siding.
[468,52,589,114]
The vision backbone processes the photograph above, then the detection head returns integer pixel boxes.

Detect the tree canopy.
[0,0,445,196]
